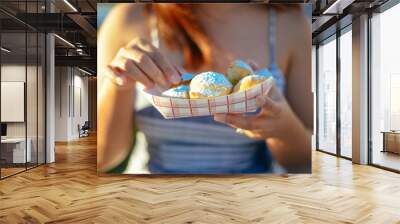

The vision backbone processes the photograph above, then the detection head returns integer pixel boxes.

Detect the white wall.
[1,63,46,164]
[54,67,89,141]
[72,73,89,138]
[1,65,26,134]
[55,67,69,141]
[1,65,35,138]
[1,82,25,122]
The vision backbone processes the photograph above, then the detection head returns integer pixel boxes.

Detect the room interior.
[0,0,97,179]
[0,0,399,223]
[313,0,400,172]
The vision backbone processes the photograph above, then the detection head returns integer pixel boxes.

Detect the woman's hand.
[104,37,181,90]
[214,82,304,141]
[98,37,182,171]
[214,82,311,173]
[213,60,307,141]
[213,60,311,172]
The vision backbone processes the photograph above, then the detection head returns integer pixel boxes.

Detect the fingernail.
[159,79,170,88]
[174,65,186,74]
[115,76,125,86]
[170,73,181,84]
[236,128,245,134]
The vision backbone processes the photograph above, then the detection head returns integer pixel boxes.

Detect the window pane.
[1,30,28,177]
[27,31,38,169]
[318,37,337,154]
[38,32,45,165]
[371,3,400,171]
[340,29,352,158]
[312,45,317,150]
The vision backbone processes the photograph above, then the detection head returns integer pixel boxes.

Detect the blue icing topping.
[174,85,189,92]
[254,68,273,77]
[162,85,190,98]
[181,73,194,82]
[233,59,252,71]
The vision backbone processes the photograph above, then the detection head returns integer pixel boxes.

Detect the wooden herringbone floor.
[1,135,400,224]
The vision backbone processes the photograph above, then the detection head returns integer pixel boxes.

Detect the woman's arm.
[214,9,313,173]
[214,83,311,173]
[285,8,313,131]
[97,4,148,171]
[97,4,181,172]
[267,9,313,172]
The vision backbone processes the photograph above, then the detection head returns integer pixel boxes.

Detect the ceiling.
[0,0,97,74]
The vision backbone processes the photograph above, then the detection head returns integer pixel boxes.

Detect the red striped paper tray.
[142,77,274,119]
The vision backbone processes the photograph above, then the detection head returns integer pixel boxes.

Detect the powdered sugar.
[190,71,232,97]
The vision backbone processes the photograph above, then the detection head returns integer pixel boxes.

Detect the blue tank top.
[135,9,286,174]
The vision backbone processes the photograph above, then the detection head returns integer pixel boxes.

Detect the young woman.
[98,4,313,174]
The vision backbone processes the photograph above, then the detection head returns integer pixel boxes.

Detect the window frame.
[0,0,48,180]
[367,0,400,173]
[315,23,353,160]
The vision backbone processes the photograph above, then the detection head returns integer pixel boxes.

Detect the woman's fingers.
[103,65,124,86]
[256,94,282,118]
[134,48,170,88]
[152,51,181,84]
[107,37,184,90]
[103,65,137,89]
[119,47,170,88]
[131,38,181,85]
[112,37,183,89]
[150,52,181,84]
[214,113,263,130]
[215,114,276,139]
[122,60,153,88]
[236,128,264,139]
[110,55,154,88]
[174,66,187,75]
[247,59,260,71]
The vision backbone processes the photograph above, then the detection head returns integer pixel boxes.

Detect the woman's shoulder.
[100,3,147,36]
[277,6,310,33]
[276,7,311,56]
[105,4,147,26]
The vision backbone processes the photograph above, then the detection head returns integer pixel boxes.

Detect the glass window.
[0,1,46,179]
[27,30,38,169]
[312,45,317,150]
[317,36,337,154]
[38,32,45,165]
[371,3,400,171]
[339,28,352,158]
[1,30,28,178]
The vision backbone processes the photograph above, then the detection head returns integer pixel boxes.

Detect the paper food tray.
[142,77,274,119]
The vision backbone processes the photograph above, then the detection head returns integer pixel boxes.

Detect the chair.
[78,121,90,138]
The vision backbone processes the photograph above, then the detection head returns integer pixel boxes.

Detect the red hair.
[146,4,298,69]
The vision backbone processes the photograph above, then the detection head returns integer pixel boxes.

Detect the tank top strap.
[148,11,160,48]
[268,8,278,68]
[267,8,286,94]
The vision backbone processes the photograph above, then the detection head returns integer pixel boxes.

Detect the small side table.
[381,131,400,155]
[0,138,32,164]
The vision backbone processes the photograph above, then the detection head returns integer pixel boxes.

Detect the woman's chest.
[159,8,290,74]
